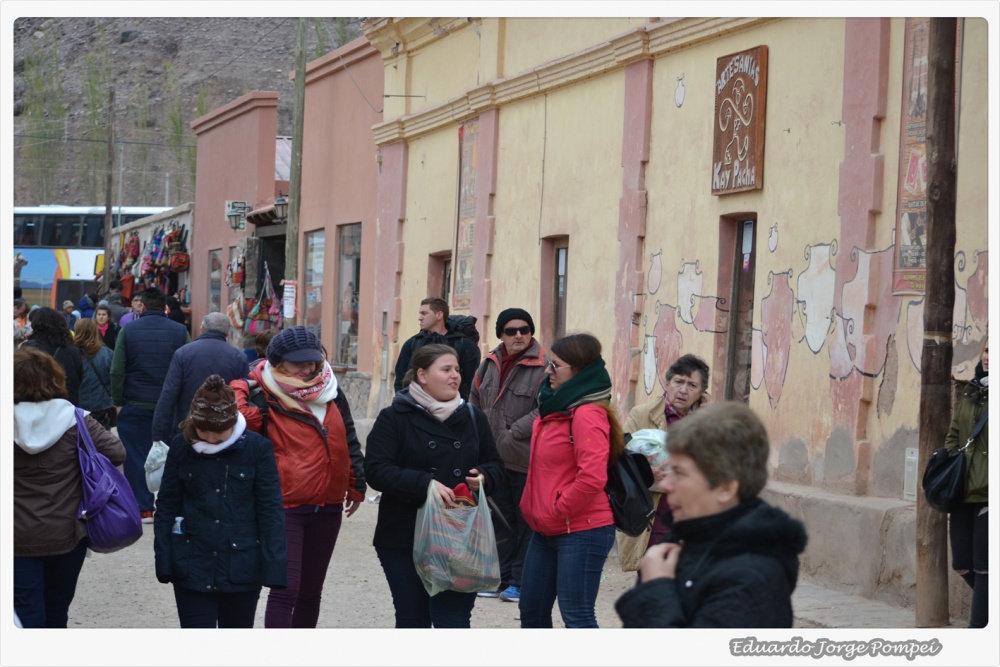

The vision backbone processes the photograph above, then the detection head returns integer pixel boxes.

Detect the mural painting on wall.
[452,118,479,309]
[892,18,965,293]
[904,249,989,379]
[712,45,768,195]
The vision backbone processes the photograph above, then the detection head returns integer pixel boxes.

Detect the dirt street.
[69,496,637,629]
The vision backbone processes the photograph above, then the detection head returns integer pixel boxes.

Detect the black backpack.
[567,414,656,537]
[606,449,656,537]
[446,314,480,345]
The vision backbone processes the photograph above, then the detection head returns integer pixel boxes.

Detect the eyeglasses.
[502,326,531,336]
[547,360,568,372]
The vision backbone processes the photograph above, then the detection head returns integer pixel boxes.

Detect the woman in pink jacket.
[518,333,624,627]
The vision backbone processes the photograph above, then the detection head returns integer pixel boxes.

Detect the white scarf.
[407,382,463,422]
[191,413,247,455]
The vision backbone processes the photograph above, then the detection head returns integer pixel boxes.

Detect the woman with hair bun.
[154,375,287,628]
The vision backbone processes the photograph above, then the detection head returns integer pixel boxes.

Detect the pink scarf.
[263,361,338,415]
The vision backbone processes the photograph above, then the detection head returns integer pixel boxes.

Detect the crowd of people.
[12,288,988,630]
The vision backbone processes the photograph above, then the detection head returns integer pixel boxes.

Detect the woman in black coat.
[364,344,504,628]
[21,307,83,407]
[153,375,287,628]
[615,402,807,628]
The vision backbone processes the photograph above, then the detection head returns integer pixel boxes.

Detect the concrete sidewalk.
[793,577,924,629]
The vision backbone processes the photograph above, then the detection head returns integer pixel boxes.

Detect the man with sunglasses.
[470,308,547,602]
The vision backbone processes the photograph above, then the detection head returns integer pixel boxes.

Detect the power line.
[13,133,195,148]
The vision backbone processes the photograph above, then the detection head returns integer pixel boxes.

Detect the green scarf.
[537,357,613,417]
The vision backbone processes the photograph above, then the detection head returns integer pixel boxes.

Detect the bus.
[14,205,171,310]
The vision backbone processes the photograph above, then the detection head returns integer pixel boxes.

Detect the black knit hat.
[267,325,324,365]
[189,375,238,432]
[495,308,535,338]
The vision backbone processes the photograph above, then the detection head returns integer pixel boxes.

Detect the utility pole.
[102,87,115,292]
[915,17,958,628]
[284,17,307,327]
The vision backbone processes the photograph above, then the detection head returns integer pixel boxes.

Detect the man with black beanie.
[469,308,547,602]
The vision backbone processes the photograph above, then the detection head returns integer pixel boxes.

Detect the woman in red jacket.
[232,326,366,628]
[518,333,624,628]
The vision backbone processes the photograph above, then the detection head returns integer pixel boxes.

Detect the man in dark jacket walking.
[110,287,190,521]
[151,312,248,445]
[103,279,128,323]
[470,308,546,602]
[393,297,480,399]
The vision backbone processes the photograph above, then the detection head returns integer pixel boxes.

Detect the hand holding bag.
[922,409,988,513]
[75,409,143,553]
[412,478,501,597]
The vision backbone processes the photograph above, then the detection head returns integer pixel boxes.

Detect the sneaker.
[499,586,520,602]
[141,510,154,524]
[477,587,501,598]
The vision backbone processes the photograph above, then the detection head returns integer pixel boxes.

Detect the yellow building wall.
[397,130,459,334]
[500,17,647,77]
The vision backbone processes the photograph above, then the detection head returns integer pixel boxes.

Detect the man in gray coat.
[151,312,248,444]
[469,308,547,603]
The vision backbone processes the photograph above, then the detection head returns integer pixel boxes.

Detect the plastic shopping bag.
[626,428,669,468]
[145,440,169,494]
[413,478,500,597]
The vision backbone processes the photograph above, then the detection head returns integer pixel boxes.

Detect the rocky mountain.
[12,17,362,208]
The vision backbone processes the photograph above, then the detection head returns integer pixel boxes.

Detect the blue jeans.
[116,403,155,512]
[518,524,615,628]
[14,539,89,628]
[375,547,477,628]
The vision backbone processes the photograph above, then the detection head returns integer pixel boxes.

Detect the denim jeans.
[950,502,988,628]
[13,539,89,628]
[518,524,615,628]
[376,547,477,628]
[116,403,156,512]
[265,508,343,628]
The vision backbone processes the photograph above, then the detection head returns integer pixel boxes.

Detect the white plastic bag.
[412,479,500,597]
[626,428,669,468]
[145,440,169,493]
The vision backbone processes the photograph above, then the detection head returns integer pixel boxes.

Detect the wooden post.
[102,87,115,292]
[284,17,307,327]
[915,17,957,628]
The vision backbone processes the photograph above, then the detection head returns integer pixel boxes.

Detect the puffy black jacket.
[151,330,248,442]
[153,427,287,592]
[615,498,807,628]
[393,327,481,399]
[364,390,504,551]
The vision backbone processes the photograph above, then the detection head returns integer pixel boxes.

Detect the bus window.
[14,215,41,246]
[41,216,82,247]
[81,216,105,248]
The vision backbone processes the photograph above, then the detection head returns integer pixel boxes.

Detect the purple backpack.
[74,409,143,553]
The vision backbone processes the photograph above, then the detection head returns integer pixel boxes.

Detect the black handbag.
[922,409,987,513]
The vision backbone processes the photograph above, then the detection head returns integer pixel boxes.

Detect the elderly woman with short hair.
[615,402,807,628]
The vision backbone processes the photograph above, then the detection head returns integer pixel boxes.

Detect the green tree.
[18,33,67,203]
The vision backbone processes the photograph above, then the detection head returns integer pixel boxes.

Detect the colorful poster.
[452,118,479,309]
[892,18,963,293]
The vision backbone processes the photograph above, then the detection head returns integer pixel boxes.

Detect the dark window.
[81,216,105,248]
[14,215,41,246]
[40,216,82,247]
[554,245,568,340]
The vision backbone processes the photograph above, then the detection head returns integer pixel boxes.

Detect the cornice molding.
[191,91,279,135]
[368,17,774,146]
